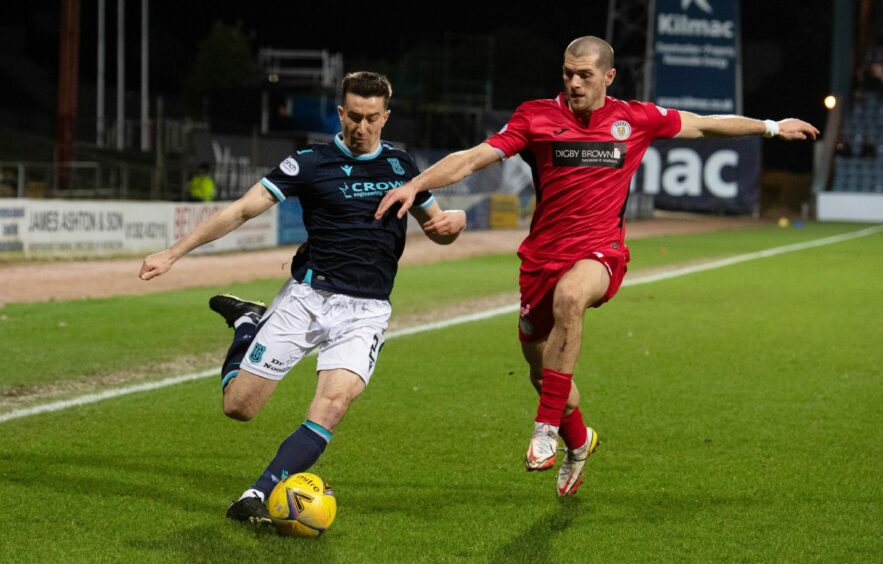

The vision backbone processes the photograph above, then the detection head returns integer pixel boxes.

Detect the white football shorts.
[240,278,390,384]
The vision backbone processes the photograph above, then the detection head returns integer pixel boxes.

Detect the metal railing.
[78,116,208,154]
[0,161,176,200]
[0,160,262,201]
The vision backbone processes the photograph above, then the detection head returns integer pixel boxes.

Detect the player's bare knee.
[223,405,254,422]
[326,396,354,422]
[311,395,355,428]
[222,396,256,421]
[552,288,586,325]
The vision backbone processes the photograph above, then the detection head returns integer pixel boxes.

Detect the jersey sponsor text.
[552,142,626,168]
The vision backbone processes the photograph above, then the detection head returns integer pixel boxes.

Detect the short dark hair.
[565,36,615,70]
[341,72,393,108]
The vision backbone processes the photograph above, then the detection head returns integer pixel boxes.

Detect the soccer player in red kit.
[376,36,818,496]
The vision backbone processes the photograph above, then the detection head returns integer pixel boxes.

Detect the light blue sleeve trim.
[260,178,286,202]
[303,268,313,284]
[304,420,333,443]
[418,195,436,209]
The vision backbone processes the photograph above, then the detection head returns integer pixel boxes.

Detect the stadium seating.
[831,24,883,194]
[832,93,883,193]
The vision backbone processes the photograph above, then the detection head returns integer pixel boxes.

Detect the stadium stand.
[830,9,883,194]
[833,94,883,193]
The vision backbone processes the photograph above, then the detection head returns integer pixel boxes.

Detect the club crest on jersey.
[387,158,405,175]
[611,121,632,140]
[280,157,300,176]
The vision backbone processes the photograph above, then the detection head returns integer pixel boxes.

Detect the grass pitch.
[0,222,881,562]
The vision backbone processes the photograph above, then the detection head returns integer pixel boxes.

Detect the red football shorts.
[518,249,629,343]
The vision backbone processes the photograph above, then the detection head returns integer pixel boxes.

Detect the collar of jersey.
[334,133,383,161]
[556,93,614,127]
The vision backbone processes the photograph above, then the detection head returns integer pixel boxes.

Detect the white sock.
[239,488,265,502]
[233,315,255,329]
[535,421,559,434]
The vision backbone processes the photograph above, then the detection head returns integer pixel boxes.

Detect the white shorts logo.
[611,121,632,140]
[655,105,668,116]
[242,280,391,384]
[280,157,300,176]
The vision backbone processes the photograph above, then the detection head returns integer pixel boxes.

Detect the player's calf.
[307,368,367,430]
[221,370,278,421]
[250,421,333,499]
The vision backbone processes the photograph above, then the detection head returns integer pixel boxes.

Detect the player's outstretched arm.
[676,111,819,141]
[410,200,466,245]
[375,143,501,220]
[139,182,276,280]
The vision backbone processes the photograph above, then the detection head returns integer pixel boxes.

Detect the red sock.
[559,408,588,449]
[535,368,572,426]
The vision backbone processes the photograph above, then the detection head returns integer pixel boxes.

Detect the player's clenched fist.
[139,249,176,280]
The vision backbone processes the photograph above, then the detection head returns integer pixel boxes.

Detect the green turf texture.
[0,252,520,391]
[0,222,871,391]
[0,223,880,562]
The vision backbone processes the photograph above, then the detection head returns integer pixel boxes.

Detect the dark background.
[0,1,832,170]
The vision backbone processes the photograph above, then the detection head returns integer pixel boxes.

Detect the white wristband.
[763,119,780,138]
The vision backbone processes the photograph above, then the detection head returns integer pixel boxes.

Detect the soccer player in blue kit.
[139,72,466,524]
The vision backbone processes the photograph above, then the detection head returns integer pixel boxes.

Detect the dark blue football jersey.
[260,134,434,300]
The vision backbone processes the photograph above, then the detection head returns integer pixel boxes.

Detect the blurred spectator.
[189,163,216,202]
[871,62,883,86]
[860,138,878,158]
[834,136,853,157]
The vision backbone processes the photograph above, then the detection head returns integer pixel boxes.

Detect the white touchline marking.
[622,225,883,287]
[0,370,217,423]
[2,225,880,424]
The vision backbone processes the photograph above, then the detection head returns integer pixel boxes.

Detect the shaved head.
[565,36,615,70]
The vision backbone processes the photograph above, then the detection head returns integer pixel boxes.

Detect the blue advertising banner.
[631,137,761,214]
[653,0,741,114]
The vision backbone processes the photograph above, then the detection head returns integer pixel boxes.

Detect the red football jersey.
[486,94,682,261]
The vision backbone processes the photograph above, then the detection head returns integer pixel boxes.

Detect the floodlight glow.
[824,95,836,109]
